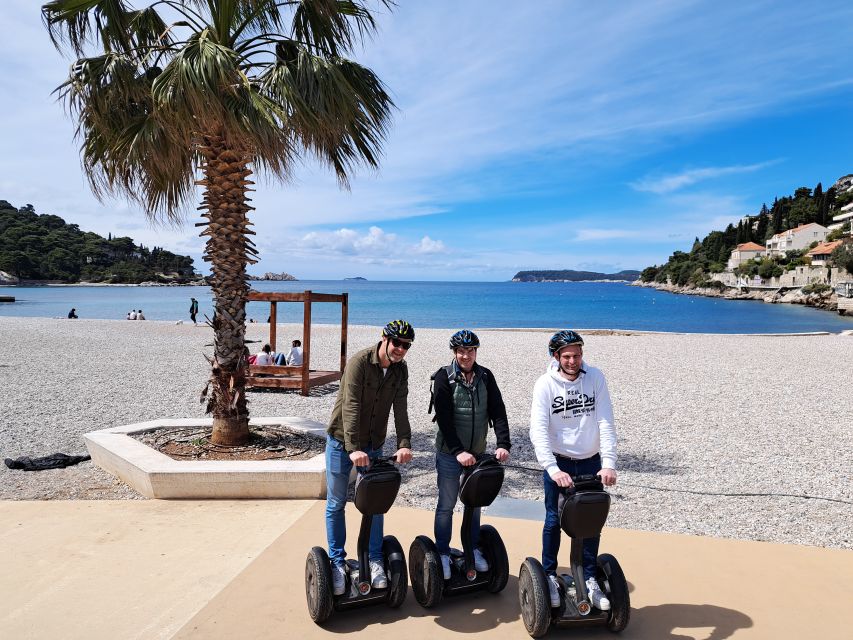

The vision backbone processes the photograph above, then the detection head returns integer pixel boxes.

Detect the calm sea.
[2,280,852,334]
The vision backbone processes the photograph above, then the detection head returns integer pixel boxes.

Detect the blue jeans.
[325,435,384,566]
[542,454,602,580]
[434,451,481,554]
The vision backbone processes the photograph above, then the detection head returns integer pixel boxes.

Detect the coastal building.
[765,222,828,257]
[830,202,853,235]
[726,242,766,271]
[805,240,843,267]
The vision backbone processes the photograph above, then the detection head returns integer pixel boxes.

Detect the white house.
[726,242,766,271]
[806,240,843,267]
[830,202,853,235]
[765,222,828,257]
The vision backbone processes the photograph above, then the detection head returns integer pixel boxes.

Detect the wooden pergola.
[246,290,348,395]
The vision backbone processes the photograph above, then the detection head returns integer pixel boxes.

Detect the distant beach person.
[189,298,199,325]
[277,339,303,366]
[67,308,78,319]
[129,309,138,320]
[529,330,617,611]
[126,311,133,320]
[255,343,276,366]
[137,309,146,320]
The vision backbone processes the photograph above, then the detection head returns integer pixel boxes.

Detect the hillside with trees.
[0,200,198,284]
[512,269,640,282]
[640,176,853,286]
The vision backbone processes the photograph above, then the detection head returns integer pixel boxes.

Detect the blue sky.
[1,0,852,280]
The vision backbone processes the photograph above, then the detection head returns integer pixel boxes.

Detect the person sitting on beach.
[286,339,303,366]
[254,343,276,366]
[67,308,78,319]
[126,311,133,320]
[529,330,617,611]
[129,309,137,320]
[431,329,511,579]
[324,320,415,595]
[136,309,146,320]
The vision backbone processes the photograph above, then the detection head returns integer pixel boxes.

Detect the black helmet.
[382,319,415,341]
[548,330,584,356]
[449,329,480,350]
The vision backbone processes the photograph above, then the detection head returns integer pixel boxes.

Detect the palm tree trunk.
[197,131,258,445]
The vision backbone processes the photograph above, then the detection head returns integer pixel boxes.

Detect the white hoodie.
[529,359,616,479]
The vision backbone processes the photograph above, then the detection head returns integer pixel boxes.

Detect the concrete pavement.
[2,500,851,639]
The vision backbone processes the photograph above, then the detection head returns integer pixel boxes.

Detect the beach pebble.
[1,317,851,549]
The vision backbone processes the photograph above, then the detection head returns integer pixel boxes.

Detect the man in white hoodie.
[529,329,617,611]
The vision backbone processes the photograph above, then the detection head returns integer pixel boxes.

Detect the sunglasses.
[390,338,412,350]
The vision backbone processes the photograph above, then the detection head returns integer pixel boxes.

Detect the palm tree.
[42,0,394,445]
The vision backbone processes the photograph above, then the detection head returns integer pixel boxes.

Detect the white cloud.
[296,226,447,264]
[630,161,781,194]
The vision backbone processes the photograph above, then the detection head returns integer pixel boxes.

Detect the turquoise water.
[1,280,852,333]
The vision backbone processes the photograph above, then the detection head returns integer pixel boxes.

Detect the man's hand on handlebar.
[456,451,476,466]
[597,468,617,486]
[349,450,370,466]
[494,448,510,462]
[394,448,413,464]
[551,470,574,488]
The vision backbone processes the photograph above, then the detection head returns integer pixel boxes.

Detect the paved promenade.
[2,500,851,639]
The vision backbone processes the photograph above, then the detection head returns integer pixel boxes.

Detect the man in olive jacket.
[432,329,511,580]
[325,320,415,595]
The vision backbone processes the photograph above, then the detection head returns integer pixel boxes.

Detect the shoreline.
[0,315,847,336]
[633,279,844,314]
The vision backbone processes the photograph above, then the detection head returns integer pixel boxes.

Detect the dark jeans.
[542,453,602,580]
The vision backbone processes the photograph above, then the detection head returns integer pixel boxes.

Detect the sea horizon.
[2,280,852,334]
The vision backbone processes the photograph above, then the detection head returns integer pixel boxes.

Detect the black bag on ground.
[4,453,91,471]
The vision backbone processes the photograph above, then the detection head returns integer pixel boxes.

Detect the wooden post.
[269,301,278,351]
[340,293,348,373]
[302,291,312,396]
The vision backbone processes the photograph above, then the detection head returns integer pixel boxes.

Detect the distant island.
[0,199,200,285]
[248,272,297,281]
[344,276,367,281]
[512,269,641,282]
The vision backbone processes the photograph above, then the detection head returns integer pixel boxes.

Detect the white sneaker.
[585,577,610,610]
[473,548,489,572]
[440,554,451,580]
[370,559,388,589]
[331,563,346,596]
[548,574,561,608]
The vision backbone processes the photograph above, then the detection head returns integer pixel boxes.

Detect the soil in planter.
[134,425,325,461]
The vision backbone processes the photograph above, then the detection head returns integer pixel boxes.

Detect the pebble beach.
[1,316,851,550]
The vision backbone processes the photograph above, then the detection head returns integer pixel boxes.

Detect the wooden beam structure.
[246,290,348,396]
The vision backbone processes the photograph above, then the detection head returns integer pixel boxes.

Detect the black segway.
[408,454,510,608]
[305,456,408,624]
[518,475,629,637]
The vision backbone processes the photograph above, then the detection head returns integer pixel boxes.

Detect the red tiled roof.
[735,242,765,252]
[806,241,843,257]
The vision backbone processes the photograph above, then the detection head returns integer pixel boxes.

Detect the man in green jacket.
[432,329,511,580]
[325,320,415,595]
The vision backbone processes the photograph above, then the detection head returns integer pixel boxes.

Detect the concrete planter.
[84,417,327,499]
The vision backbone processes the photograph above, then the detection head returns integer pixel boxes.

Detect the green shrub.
[802,283,831,295]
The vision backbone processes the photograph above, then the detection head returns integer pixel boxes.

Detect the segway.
[305,456,408,624]
[518,475,629,637]
[408,454,510,608]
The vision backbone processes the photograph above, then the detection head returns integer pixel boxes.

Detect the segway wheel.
[596,553,630,632]
[518,558,551,638]
[305,546,334,624]
[382,535,408,608]
[408,535,443,608]
[479,524,509,593]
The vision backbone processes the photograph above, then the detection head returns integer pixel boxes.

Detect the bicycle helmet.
[449,329,480,350]
[382,319,415,341]
[548,329,584,356]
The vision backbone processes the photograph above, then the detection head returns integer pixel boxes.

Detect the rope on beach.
[499,464,853,505]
